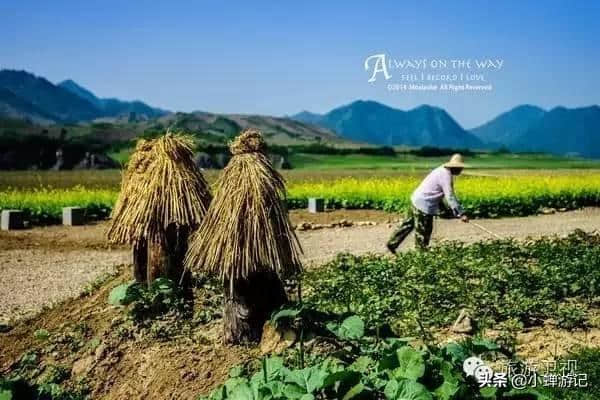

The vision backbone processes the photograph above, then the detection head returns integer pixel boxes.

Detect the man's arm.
[440,171,464,218]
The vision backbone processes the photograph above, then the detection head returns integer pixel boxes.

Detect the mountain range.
[0,70,346,148]
[2,69,600,157]
[0,70,168,123]
[468,104,600,157]
[293,101,600,158]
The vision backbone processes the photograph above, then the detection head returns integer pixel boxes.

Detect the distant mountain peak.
[470,104,547,146]
[59,78,79,87]
[512,104,546,112]
[58,79,101,108]
[414,104,437,111]
[0,70,169,123]
[0,69,101,122]
[58,79,92,94]
[345,99,393,110]
[293,99,482,148]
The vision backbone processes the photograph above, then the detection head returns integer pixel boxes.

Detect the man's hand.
[460,215,469,223]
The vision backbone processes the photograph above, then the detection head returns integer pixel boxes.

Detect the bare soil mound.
[0,270,258,399]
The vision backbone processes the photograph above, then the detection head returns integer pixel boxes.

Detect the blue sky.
[1,0,598,128]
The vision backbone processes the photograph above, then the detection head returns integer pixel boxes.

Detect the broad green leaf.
[327,315,365,340]
[379,352,400,372]
[151,277,174,294]
[434,381,459,400]
[394,380,433,400]
[439,360,460,382]
[442,342,469,364]
[350,356,374,373]
[258,357,285,382]
[471,338,500,354]
[262,381,284,398]
[434,361,460,400]
[282,384,306,399]
[285,367,327,394]
[384,379,400,399]
[108,281,138,306]
[225,377,248,394]
[326,321,340,336]
[372,377,389,390]
[271,307,303,324]
[108,283,130,306]
[393,347,425,380]
[479,386,497,398]
[339,316,365,340]
[209,386,226,400]
[321,357,345,374]
[229,366,244,378]
[228,382,254,400]
[0,389,13,400]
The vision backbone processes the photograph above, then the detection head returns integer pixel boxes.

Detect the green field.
[2,152,600,190]
[288,152,600,170]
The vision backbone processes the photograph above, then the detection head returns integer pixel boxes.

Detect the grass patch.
[288,152,600,170]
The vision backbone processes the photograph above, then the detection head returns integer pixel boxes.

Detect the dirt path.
[298,207,600,264]
[0,223,130,322]
[1,208,600,322]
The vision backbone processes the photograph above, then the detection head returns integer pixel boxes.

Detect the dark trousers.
[387,206,433,250]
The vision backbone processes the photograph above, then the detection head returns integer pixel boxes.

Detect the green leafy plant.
[1,363,88,400]
[556,302,587,330]
[547,347,600,400]
[33,329,50,341]
[199,313,549,400]
[108,277,189,323]
[303,233,600,336]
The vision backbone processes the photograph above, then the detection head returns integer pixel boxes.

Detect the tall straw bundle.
[106,134,212,286]
[184,129,302,343]
[184,129,302,284]
[106,134,212,245]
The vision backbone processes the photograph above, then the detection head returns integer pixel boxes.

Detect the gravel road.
[1,208,599,322]
[298,207,600,264]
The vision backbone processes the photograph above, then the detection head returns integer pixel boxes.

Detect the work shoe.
[386,242,397,255]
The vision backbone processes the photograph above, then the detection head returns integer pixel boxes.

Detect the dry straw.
[184,129,302,285]
[106,133,212,244]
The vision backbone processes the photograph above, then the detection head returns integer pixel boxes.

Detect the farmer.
[387,153,469,253]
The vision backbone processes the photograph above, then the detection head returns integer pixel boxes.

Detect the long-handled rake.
[468,221,503,239]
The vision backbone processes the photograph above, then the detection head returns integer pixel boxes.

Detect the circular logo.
[463,356,484,376]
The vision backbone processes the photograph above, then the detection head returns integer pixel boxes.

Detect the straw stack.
[106,134,212,245]
[184,129,302,287]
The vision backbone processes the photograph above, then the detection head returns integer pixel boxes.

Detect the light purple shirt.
[410,166,464,216]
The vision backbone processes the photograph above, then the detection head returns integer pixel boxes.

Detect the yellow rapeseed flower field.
[1,172,600,223]
[287,173,600,216]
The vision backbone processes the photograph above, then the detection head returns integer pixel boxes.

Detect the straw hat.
[444,153,465,168]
